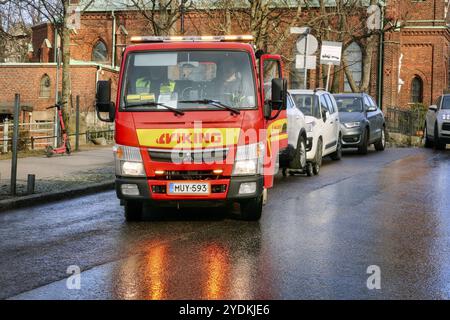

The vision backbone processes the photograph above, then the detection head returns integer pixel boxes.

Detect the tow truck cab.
[95,35,288,221]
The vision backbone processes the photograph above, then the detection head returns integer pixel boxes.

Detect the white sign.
[296,34,318,55]
[320,41,343,65]
[296,55,317,70]
[290,27,310,34]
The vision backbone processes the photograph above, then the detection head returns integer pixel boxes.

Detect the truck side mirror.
[270,78,287,111]
[96,80,115,122]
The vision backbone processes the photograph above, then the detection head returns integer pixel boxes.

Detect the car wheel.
[358,128,369,155]
[434,124,446,150]
[239,195,263,221]
[374,127,386,151]
[305,162,314,177]
[330,135,342,160]
[124,200,143,222]
[424,123,433,148]
[289,135,307,169]
[313,139,322,175]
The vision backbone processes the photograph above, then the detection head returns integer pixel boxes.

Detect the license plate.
[167,182,210,195]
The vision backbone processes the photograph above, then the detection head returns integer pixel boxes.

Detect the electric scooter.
[45,102,71,157]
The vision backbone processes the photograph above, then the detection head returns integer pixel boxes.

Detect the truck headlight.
[232,142,264,176]
[113,144,145,177]
[343,121,361,129]
[122,161,145,176]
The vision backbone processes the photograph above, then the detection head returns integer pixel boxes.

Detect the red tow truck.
[95,35,289,221]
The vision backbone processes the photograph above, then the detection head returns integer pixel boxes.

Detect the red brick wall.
[20,1,450,111]
[0,64,118,120]
[31,23,55,63]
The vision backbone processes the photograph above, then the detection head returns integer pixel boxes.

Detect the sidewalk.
[0,147,115,210]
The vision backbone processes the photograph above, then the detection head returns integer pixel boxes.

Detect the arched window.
[411,76,423,103]
[344,42,362,92]
[92,40,108,62]
[39,74,51,98]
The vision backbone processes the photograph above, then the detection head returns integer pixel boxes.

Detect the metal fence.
[0,119,114,153]
[385,106,427,137]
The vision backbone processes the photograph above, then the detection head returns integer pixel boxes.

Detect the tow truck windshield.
[121,50,256,111]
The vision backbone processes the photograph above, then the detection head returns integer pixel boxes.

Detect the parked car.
[279,92,308,173]
[424,94,450,150]
[333,93,386,154]
[289,89,342,176]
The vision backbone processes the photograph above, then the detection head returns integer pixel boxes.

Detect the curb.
[0,180,115,213]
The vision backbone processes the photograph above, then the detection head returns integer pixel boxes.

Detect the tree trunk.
[359,35,376,92]
[342,56,359,93]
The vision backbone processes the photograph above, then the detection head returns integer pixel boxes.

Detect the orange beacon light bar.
[130,35,254,43]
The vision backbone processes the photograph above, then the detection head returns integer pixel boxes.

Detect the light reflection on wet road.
[1,148,449,299]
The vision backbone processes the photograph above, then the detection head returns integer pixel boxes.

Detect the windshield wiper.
[178,99,240,115]
[124,101,184,116]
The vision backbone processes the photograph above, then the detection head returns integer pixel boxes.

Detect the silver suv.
[424,94,450,150]
[333,93,386,154]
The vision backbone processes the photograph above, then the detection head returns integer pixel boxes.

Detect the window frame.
[410,76,423,103]
[92,40,109,63]
[39,74,51,99]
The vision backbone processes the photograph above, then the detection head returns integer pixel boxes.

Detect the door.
[368,95,383,140]
[427,96,441,136]
[259,54,287,188]
[287,93,304,148]
[324,93,339,151]
[318,94,334,152]
[364,95,378,142]
[366,96,383,140]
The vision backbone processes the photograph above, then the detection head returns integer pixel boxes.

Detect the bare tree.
[3,0,95,131]
[192,0,303,55]
[128,0,191,36]
[305,0,408,93]
[0,0,34,62]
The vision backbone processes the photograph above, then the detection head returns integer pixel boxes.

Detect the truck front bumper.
[115,175,264,206]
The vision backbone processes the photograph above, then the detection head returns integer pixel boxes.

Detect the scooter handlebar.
[46,101,67,109]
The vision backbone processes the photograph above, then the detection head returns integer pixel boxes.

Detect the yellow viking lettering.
[267,118,288,156]
[136,128,241,148]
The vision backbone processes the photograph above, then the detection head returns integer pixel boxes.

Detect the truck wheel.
[289,135,307,169]
[313,139,322,175]
[435,125,446,150]
[424,123,433,148]
[330,135,342,160]
[374,127,386,151]
[305,162,314,177]
[358,128,369,155]
[239,195,263,221]
[124,200,143,222]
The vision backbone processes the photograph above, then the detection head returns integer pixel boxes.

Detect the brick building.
[0,0,449,123]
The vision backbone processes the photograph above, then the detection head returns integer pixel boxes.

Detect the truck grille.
[148,148,229,163]
[442,123,450,131]
[153,170,224,181]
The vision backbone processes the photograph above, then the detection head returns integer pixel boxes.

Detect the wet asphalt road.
[1,147,450,300]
